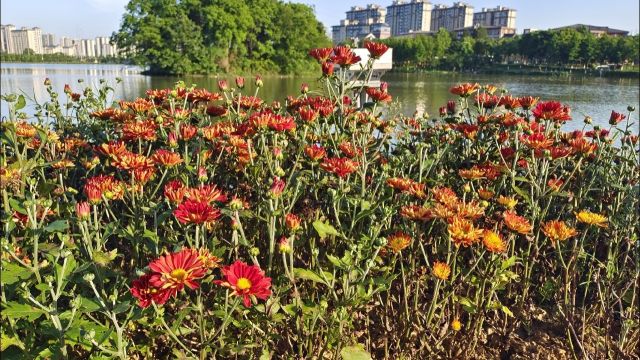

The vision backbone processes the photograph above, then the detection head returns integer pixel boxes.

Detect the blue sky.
[1,0,638,39]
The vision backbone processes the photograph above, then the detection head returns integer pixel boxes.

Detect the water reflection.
[1,63,638,132]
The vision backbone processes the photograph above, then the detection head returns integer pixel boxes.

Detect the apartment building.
[386,0,432,36]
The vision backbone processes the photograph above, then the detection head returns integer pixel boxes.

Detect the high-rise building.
[332,5,390,44]
[1,24,16,53]
[430,2,473,32]
[10,27,43,54]
[41,33,57,47]
[386,0,432,36]
[472,6,516,38]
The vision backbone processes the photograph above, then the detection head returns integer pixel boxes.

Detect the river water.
[1,62,638,131]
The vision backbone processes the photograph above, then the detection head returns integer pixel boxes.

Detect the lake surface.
[1,62,639,132]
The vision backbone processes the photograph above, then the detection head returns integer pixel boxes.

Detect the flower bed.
[1,44,639,359]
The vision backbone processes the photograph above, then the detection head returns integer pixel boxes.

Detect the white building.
[386,0,432,36]
[1,24,16,53]
[10,27,43,54]
[431,2,473,32]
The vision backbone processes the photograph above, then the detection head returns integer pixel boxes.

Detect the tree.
[112,0,330,74]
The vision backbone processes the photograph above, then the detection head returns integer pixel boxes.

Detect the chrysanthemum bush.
[1,43,639,359]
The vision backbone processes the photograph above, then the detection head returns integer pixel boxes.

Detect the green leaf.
[293,268,328,285]
[312,220,339,239]
[512,185,531,204]
[2,301,45,321]
[44,220,68,233]
[15,95,26,110]
[1,262,33,285]
[501,256,518,270]
[93,249,118,267]
[340,344,372,360]
[0,333,25,351]
[501,305,514,317]
[78,296,102,312]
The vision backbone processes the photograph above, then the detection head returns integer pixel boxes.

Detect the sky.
[1,0,638,39]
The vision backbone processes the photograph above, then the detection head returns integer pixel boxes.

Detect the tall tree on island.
[113,0,330,75]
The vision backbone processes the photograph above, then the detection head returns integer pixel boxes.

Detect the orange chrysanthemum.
[503,210,532,234]
[387,232,412,253]
[482,230,507,253]
[432,261,451,280]
[448,216,483,247]
[541,220,578,242]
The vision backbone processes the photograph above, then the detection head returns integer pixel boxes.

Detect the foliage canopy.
[113,0,331,75]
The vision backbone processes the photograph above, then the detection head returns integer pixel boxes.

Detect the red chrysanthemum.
[320,157,359,178]
[130,273,171,308]
[215,260,272,307]
[364,41,389,59]
[148,249,208,298]
[532,101,572,122]
[173,200,221,224]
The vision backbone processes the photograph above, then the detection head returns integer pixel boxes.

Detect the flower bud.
[628,105,635,112]
[300,83,309,94]
[229,197,244,211]
[463,184,471,193]
[278,236,292,254]
[255,75,263,88]
[285,213,301,232]
[75,202,91,220]
[197,167,208,182]
[44,78,51,86]
[168,132,178,148]
[217,80,228,91]
[273,147,283,160]
[249,247,260,257]
[83,273,95,282]
[584,116,592,124]
[451,319,462,331]
[235,76,245,89]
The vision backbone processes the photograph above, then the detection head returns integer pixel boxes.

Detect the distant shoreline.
[391,64,640,79]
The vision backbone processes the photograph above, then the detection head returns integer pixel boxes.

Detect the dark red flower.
[320,157,359,178]
[366,87,392,103]
[609,110,626,125]
[131,273,171,308]
[322,62,335,76]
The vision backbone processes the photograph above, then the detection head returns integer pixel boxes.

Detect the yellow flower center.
[237,277,252,290]
[170,268,188,282]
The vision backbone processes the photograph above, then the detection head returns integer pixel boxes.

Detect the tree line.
[381,27,639,71]
[0,50,122,64]
[112,0,331,75]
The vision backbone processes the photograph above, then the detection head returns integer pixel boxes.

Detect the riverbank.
[391,63,640,79]
[0,53,126,65]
